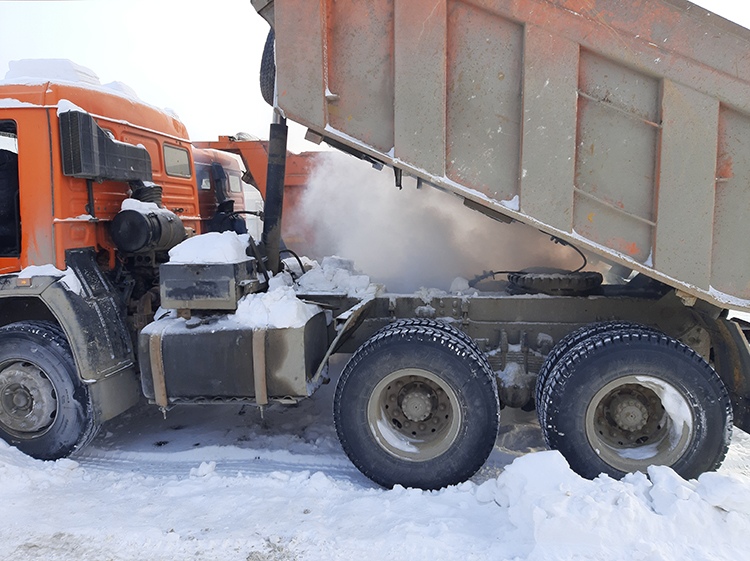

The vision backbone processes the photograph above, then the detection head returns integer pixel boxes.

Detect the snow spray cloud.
[290,152,581,293]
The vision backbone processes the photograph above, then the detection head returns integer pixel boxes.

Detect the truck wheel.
[334,325,499,489]
[535,321,656,418]
[539,329,732,480]
[260,29,276,106]
[0,321,99,460]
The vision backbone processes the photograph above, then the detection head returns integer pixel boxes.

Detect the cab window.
[228,172,243,193]
[0,120,20,257]
[195,163,211,190]
[163,144,191,178]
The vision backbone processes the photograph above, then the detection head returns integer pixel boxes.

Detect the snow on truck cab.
[3,0,750,493]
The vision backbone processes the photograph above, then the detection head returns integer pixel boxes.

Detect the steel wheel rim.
[585,375,693,473]
[367,368,461,461]
[0,361,57,438]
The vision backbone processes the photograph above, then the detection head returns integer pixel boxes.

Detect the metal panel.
[656,81,718,290]
[394,0,447,175]
[445,1,522,202]
[264,0,750,310]
[326,0,394,153]
[274,0,326,129]
[712,106,750,299]
[573,51,660,263]
[519,25,578,231]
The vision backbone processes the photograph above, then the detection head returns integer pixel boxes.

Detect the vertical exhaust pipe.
[262,118,288,275]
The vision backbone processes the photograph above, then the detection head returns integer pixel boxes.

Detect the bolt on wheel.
[367,368,461,461]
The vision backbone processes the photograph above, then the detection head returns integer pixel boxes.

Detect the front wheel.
[539,328,732,480]
[334,325,499,489]
[0,321,99,459]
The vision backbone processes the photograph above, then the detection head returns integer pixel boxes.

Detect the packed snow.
[165,233,378,329]
[168,230,251,265]
[0,358,749,561]
[1,59,149,108]
[230,274,321,330]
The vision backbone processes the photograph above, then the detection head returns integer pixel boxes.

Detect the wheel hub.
[367,369,461,462]
[399,384,435,422]
[611,396,648,432]
[586,377,692,471]
[0,362,57,434]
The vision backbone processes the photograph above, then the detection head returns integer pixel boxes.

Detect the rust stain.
[717,155,734,180]
[587,212,595,222]
[610,238,641,257]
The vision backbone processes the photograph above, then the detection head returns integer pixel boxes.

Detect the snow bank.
[480,451,750,560]
[0,435,748,561]
[0,347,747,561]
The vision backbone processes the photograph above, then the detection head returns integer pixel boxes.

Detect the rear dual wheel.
[334,323,499,489]
[537,327,732,480]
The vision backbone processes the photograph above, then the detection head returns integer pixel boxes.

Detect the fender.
[0,248,140,422]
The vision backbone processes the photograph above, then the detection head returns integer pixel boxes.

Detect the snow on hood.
[168,231,251,265]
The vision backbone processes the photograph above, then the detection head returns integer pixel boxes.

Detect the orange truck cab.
[194,136,316,255]
[192,146,260,237]
[0,62,267,459]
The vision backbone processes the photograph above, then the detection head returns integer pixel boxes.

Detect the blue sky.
[0,0,747,152]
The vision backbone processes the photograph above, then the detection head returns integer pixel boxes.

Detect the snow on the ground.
[0,354,749,561]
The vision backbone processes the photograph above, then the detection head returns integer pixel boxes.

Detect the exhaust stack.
[261,119,288,275]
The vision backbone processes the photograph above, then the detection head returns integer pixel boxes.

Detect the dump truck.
[1,0,750,492]
[246,0,750,487]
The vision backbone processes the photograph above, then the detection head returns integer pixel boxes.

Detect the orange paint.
[0,80,226,272]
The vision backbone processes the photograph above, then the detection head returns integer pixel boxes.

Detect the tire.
[379,318,491,372]
[539,328,732,480]
[0,321,99,460]
[260,29,276,106]
[334,325,499,489]
[508,271,602,296]
[535,321,656,416]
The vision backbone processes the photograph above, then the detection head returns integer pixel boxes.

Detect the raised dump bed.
[255,0,750,311]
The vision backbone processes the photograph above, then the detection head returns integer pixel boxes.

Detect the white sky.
[0,0,748,153]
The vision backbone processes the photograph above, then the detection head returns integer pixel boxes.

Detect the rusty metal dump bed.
[256,0,750,311]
